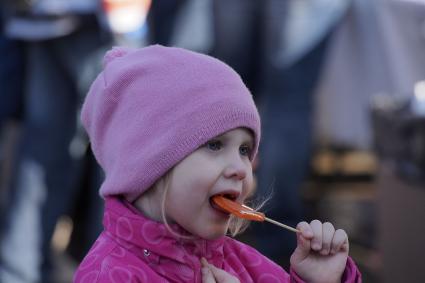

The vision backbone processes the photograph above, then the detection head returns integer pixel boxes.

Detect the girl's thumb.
[290,233,311,264]
[201,257,240,283]
[201,258,215,283]
[201,266,215,283]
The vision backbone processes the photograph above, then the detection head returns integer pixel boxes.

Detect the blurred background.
[1,0,425,282]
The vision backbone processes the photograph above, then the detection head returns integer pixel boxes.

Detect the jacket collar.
[103,197,226,265]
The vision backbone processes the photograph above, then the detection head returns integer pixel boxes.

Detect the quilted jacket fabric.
[74,197,361,283]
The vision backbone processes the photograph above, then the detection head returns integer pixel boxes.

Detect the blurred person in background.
[146,0,214,54]
[211,0,351,267]
[0,5,25,223]
[0,11,24,130]
[0,1,113,282]
[147,0,188,46]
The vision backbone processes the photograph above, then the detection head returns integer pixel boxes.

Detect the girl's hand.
[201,258,240,283]
[290,220,349,283]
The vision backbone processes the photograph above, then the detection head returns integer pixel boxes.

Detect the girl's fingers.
[208,264,240,282]
[201,258,240,283]
[310,220,323,251]
[297,221,314,239]
[320,222,335,255]
[290,222,312,264]
[201,258,215,283]
[296,221,313,254]
[202,266,215,283]
[331,229,349,254]
[201,257,209,267]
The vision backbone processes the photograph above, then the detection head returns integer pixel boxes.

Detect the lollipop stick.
[264,217,300,233]
[211,195,300,233]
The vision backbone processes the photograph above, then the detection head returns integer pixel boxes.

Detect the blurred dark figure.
[0,18,24,127]
[0,1,112,282]
[0,5,25,223]
[147,0,188,45]
[211,0,351,266]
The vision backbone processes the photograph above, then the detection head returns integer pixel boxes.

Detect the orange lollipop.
[212,195,265,221]
[211,195,300,233]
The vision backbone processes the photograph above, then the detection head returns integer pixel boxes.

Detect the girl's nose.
[223,158,248,180]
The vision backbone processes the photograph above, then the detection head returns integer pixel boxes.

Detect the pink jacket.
[74,197,361,283]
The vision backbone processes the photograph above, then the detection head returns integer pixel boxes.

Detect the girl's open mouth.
[209,194,237,216]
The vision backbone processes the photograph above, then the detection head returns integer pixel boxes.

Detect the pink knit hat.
[81,45,261,201]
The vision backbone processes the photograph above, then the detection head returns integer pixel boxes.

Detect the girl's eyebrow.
[211,133,228,142]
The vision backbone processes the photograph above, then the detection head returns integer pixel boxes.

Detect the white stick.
[264,217,300,233]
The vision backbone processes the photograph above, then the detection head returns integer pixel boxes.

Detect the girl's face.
[136,128,255,240]
[166,128,254,239]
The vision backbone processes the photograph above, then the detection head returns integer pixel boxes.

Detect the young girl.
[74,45,361,283]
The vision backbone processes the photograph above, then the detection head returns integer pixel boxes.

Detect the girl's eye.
[206,140,222,151]
[239,145,252,156]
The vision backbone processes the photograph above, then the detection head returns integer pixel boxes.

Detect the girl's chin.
[200,234,226,241]
[197,227,228,240]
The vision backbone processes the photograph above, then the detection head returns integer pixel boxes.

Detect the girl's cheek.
[243,175,255,198]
